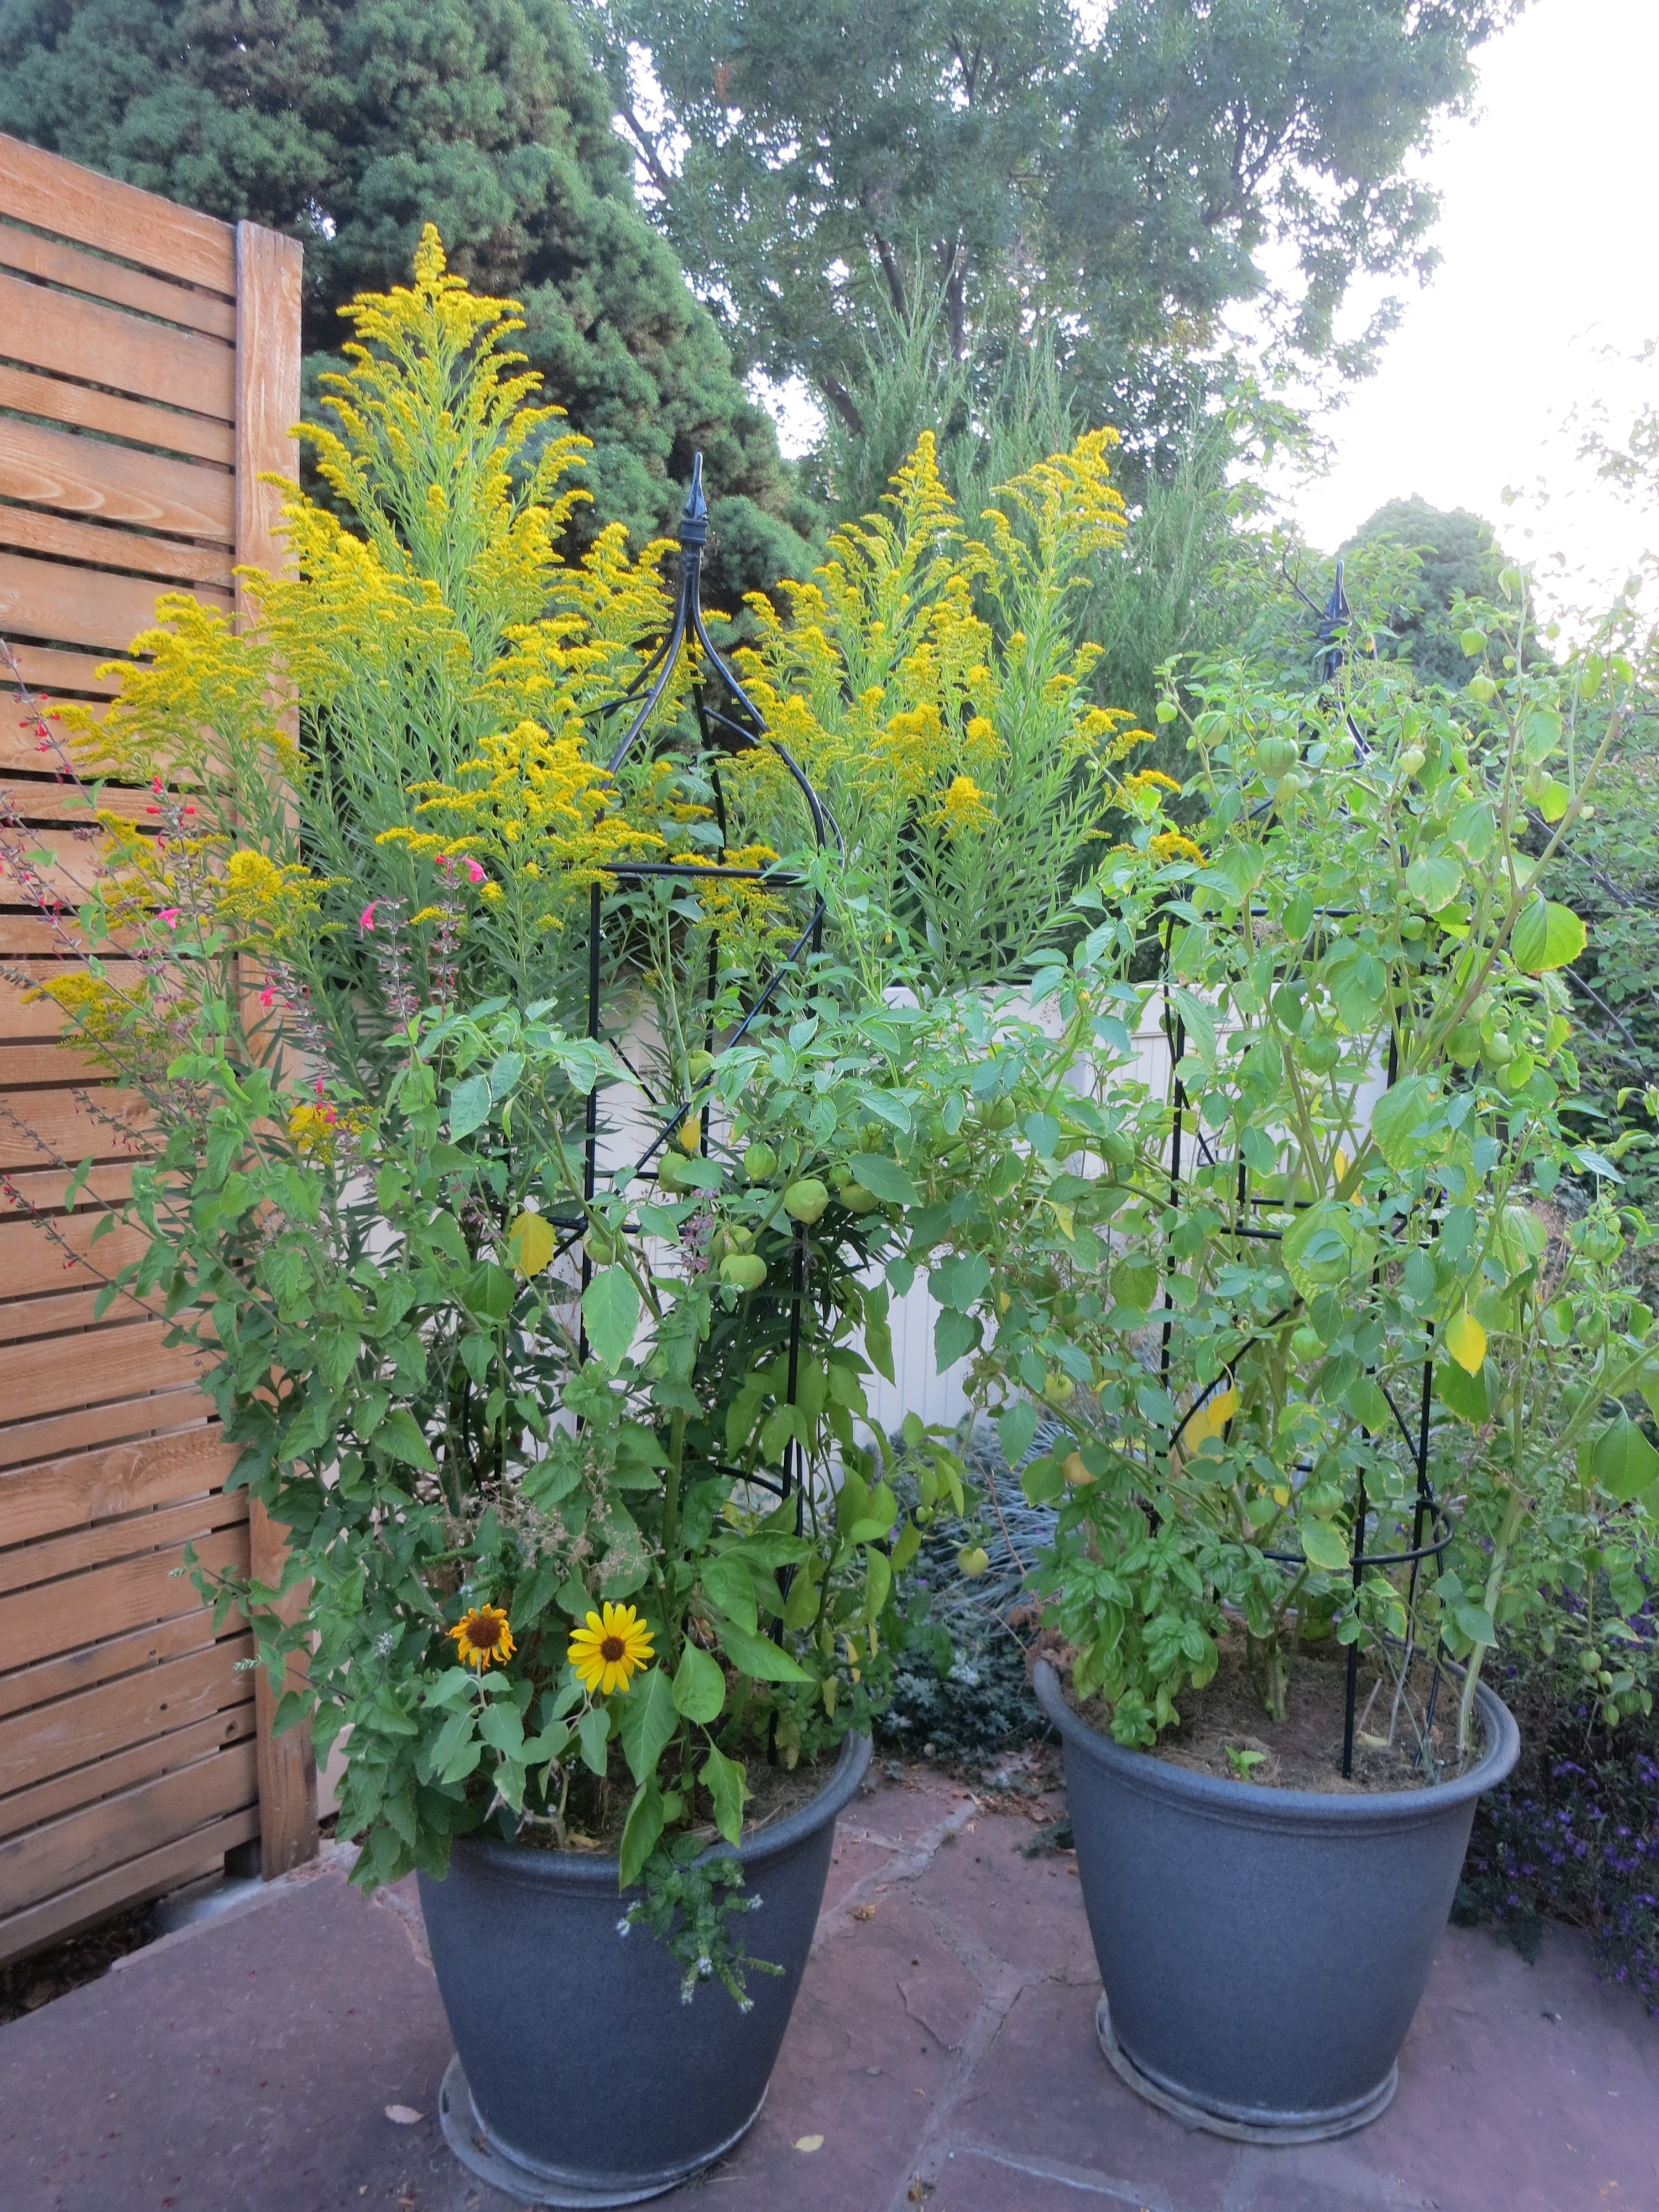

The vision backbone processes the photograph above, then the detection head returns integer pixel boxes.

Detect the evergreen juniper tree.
[0,0,815,595]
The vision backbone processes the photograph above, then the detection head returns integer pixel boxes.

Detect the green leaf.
[1345,1375,1392,1436]
[1590,1415,1659,1503]
[863,1546,893,1624]
[1522,707,1562,763]
[701,1555,757,1633]
[618,1778,665,1888]
[1405,853,1462,911]
[934,1307,981,1370]
[701,1743,749,1846]
[1371,1074,1439,1171]
[477,1700,525,1760]
[1511,897,1587,974]
[375,1408,435,1471]
[1438,1358,1490,1425]
[582,1266,640,1371]
[1454,1603,1496,1648]
[577,1704,612,1776]
[1168,985,1215,1062]
[614,1664,679,1786]
[1298,1517,1350,1573]
[998,1400,1039,1466]
[671,1642,726,1724]
[448,1073,492,1139]
[853,1154,918,1206]
[716,1619,813,1683]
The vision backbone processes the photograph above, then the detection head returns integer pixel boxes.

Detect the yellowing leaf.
[794,2135,825,2152]
[1446,1307,1487,1374]
[1183,1387,1238,1449]
[507,1210,556,1278]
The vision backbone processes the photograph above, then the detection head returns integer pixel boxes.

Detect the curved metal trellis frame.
[557,456,842,1520]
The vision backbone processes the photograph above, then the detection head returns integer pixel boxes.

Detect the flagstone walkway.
[3,1761,1656,2212]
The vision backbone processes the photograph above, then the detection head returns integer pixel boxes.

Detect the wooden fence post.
[234,219,318,1879]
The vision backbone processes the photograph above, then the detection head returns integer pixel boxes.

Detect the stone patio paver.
[2,1761,1656,2212]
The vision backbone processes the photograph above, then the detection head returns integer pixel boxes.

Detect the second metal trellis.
[1156,573,1454,1780]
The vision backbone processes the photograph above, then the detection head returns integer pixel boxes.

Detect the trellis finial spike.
[680,451,708,546]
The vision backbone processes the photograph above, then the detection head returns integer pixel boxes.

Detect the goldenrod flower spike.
[567,1603,655,1697]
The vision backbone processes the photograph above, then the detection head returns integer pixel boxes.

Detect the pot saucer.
[439,2054,766,2206]
[1095,1995,1397,2145]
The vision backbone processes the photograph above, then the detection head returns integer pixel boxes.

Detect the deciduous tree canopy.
[598,0,1521,445]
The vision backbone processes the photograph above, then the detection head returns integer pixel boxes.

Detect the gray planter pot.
[419,1728,871,2206]
[1034,1658,1519,2143]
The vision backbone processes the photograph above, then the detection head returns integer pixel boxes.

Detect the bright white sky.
[1287,0,1659,612]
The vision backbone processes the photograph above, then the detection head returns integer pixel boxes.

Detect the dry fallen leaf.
[384,2104,423,2125]
[852,1902,878,1921]
[794,2134,825,2153]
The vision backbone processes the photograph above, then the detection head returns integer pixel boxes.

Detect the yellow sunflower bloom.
[568,1603,655,1697]
[449,1603,515,1672]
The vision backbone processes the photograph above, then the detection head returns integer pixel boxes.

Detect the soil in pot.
[1065,1631,1469,1794]
[511,1743,832,1854]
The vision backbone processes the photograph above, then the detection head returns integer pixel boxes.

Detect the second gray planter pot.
[419,1728,871,2206]
[1035,1659,1519,2142]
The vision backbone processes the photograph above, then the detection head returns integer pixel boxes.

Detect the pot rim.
[1034,1657,1519,1832]
[435,1724,872,1892]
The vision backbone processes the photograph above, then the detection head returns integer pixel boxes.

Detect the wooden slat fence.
[0,133,313,1965]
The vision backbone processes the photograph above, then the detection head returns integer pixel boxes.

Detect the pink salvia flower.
[359,902,378,932]
[259,986,275,1009]
[156,907,181,930]
[465,858,487,885]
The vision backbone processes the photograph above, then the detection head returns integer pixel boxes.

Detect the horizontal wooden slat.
[0,642,134,700]
[0,1161,136,1211]
[1,700,111,781]
[0,1282,152,1343]
[0,1083,153,1171]
[0,269,235,421]
[0,220,238,340]
[0,1314,197,1426]
[0,1520,245,1666]
[0,1628,253,1796]
[0,1740,258,1917]
[0,778,150,825]
[0,362,234,472]
[0,1385,213,1473]
[0,505,234,589]
[0,1700,256,1840]
[0,1598,227,1721]
[0,413,235,541]
[0,1483,246,1598]
[0,1210,149,1302]
[0,549,228,655]
[0,1803,257,1966]
[0,1629,252,1794]
[0,1427,236,1552]
[0,135,234,297]
[0,981,116,1040]
[0,832,112,919]
[0,1042,106,1087]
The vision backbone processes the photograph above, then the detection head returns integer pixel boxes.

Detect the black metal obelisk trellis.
[1156,571,1453,1780]
[556,456,841,1520]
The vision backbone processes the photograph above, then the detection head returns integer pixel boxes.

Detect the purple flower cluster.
[1455,1655,1659,2020]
